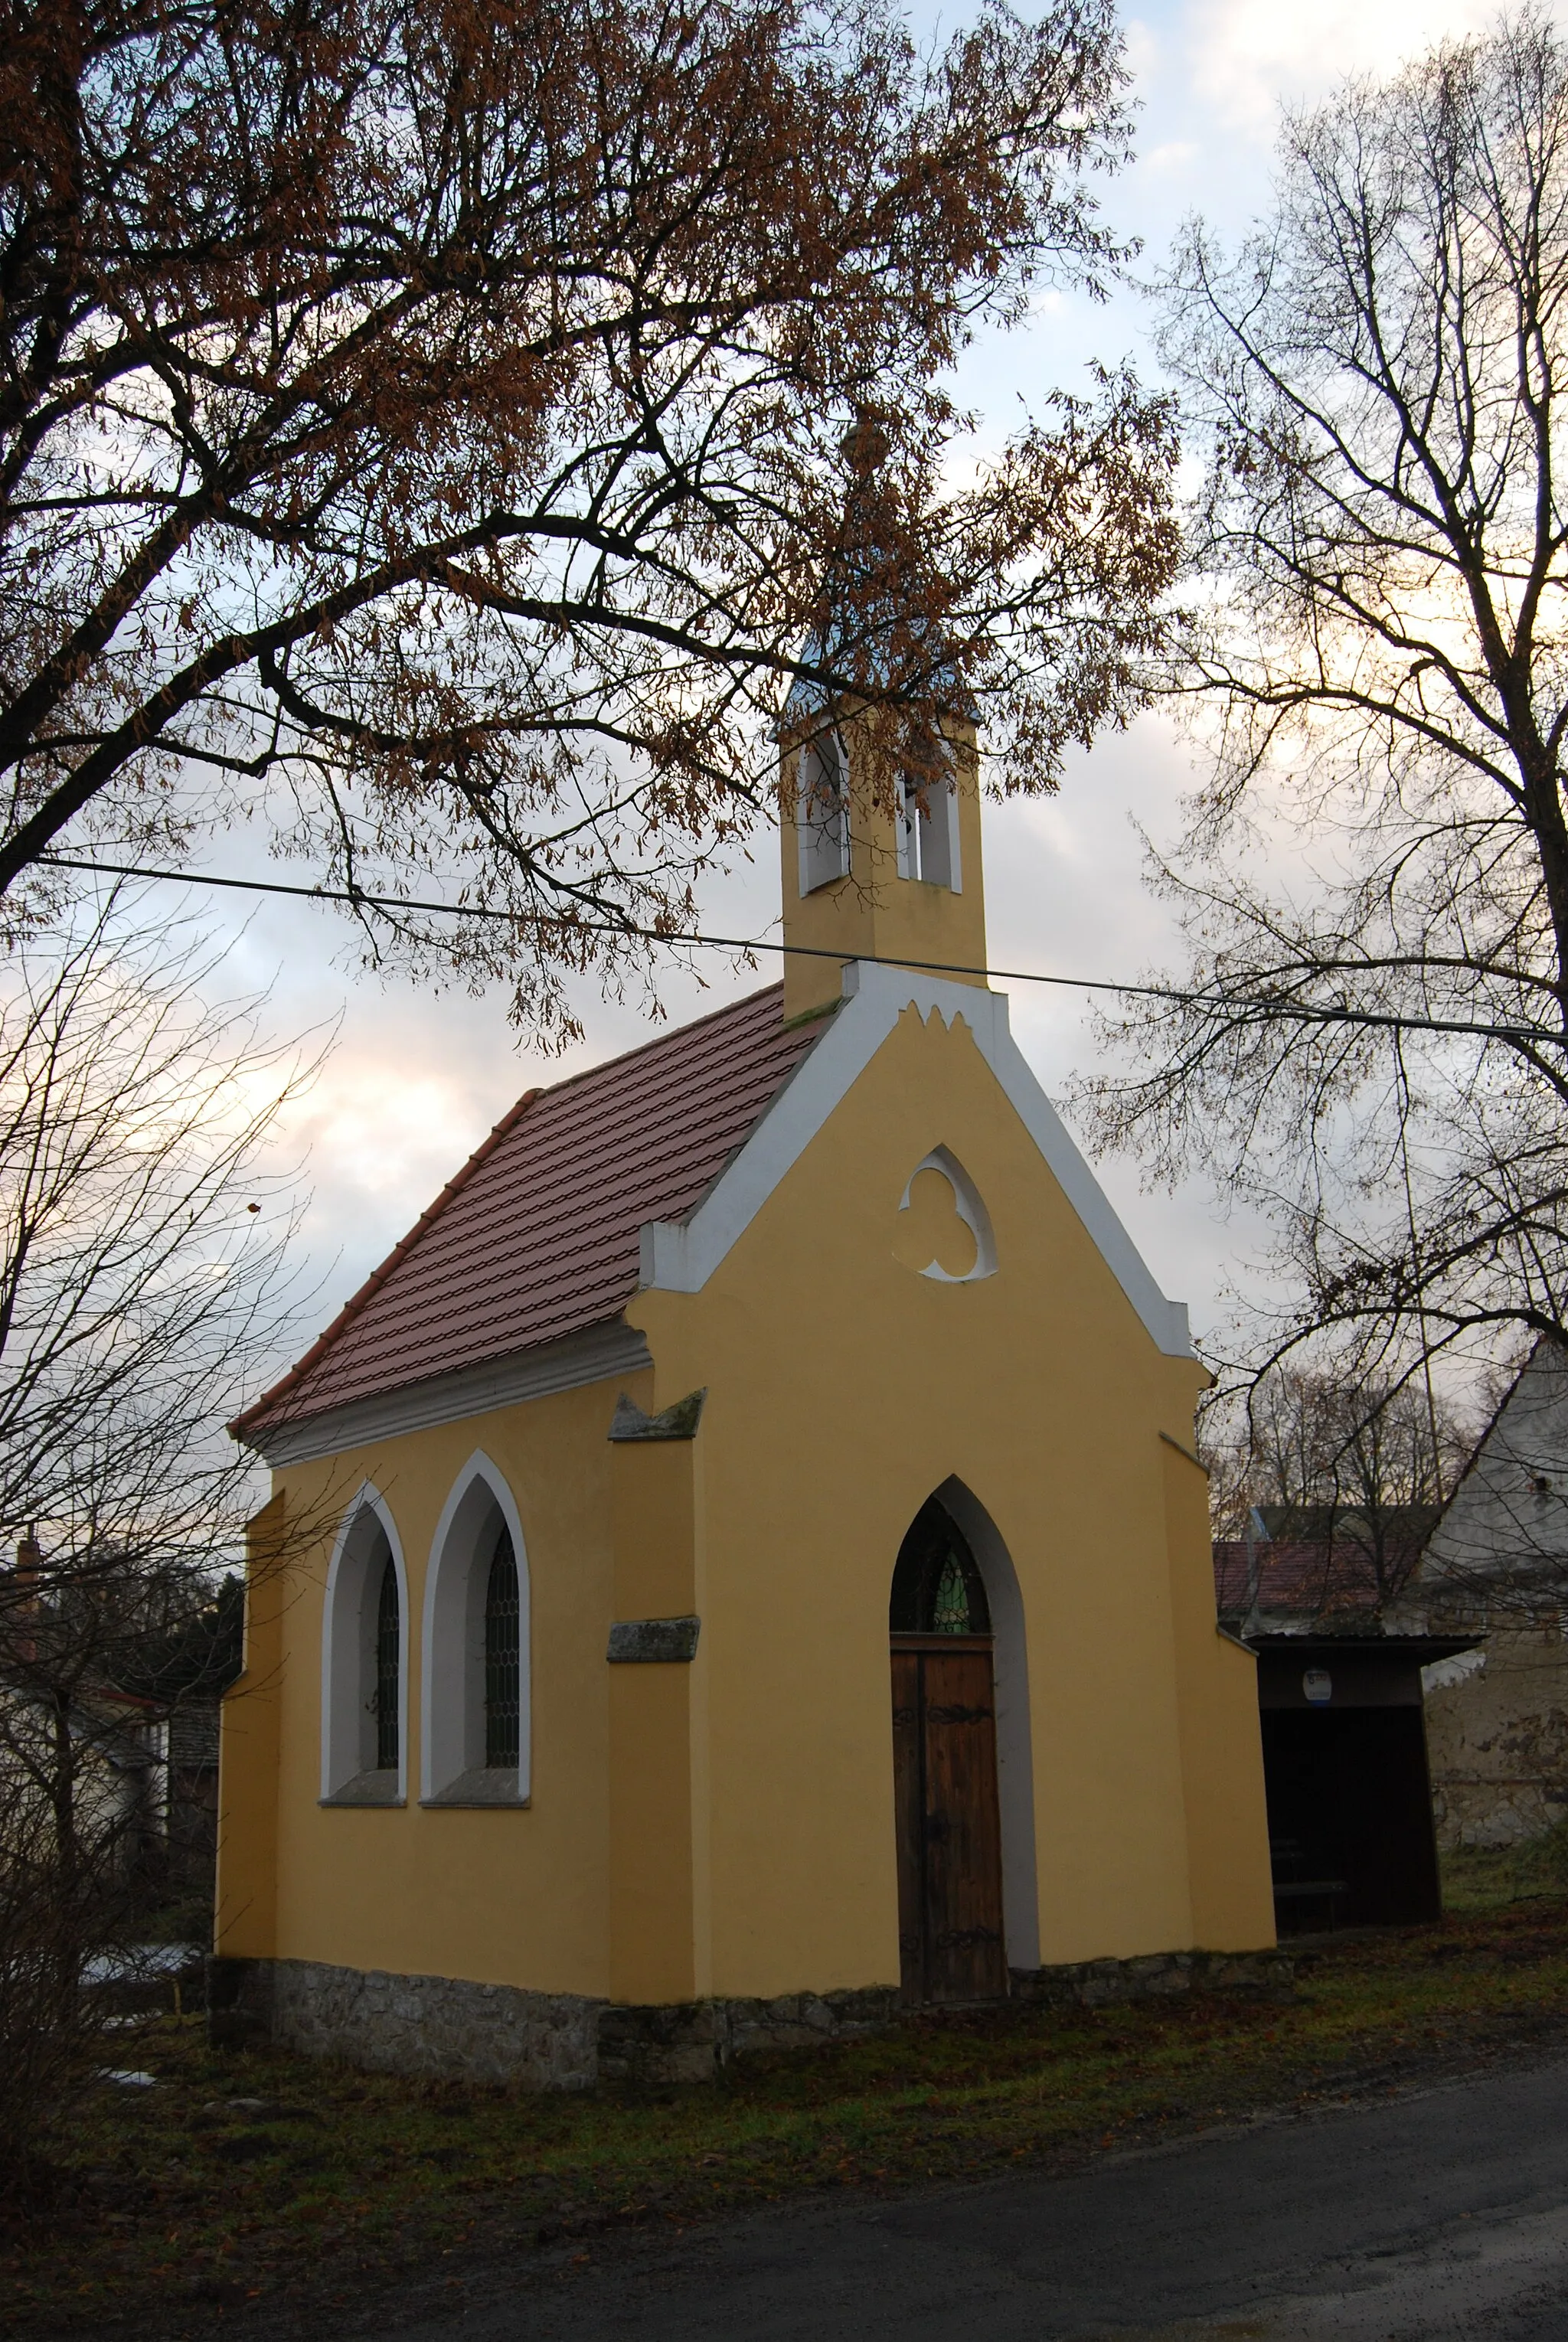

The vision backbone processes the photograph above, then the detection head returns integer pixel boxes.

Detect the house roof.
[1252,1501,1442,1545]
[1212,1538,1418,1621]
[233,985,830,1440]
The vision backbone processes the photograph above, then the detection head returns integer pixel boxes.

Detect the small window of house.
[321,1494,407,1805]
[798,733,851,893]
[422,1458,531,1806]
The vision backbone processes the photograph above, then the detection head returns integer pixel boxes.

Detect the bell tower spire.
[777,709,989,1021]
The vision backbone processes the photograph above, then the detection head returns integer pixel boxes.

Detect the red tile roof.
[1212,1539,1425,1618]
[234,985,830,1439]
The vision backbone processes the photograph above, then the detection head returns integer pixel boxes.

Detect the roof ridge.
[512,980,783,1109]
[229,1085,542,1437]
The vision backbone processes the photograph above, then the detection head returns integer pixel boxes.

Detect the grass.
[12,1897,1568,2337]
[1441,1817,1568,1909]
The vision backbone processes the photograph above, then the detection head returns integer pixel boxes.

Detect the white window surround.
[797,733,851,896]
[420,1451,532,1808]
[931,1475,1040,1969]
[639,962,1193,1357]
[898,1145,996,1282]
[320,1485,409,1805]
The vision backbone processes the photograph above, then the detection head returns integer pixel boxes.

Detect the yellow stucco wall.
[217,1373,650,1996]
[217,991,1275,2004]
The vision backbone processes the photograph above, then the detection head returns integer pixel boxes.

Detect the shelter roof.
[233,985,829,1440]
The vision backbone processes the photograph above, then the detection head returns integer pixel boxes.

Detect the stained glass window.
[374,1551,400,1771]
[932,1554,972,1632]
[484,1527,521,1769]
[889,1498,991,1635]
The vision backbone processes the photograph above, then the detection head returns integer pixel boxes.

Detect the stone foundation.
[207,1945,1292,2089]
[206,1955,601,2089]
[1011,1946,1294,2009]
[596,1987,898,2085]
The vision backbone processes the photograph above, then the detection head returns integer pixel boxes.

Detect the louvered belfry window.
[485,1527,521,1769]
[374,1551,400,1771]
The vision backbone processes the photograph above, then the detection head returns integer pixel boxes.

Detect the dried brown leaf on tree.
[0,0,1180,1032]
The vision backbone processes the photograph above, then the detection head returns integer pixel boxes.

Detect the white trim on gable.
[639,961,1192,1357]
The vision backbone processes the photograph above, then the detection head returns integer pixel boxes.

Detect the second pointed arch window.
[422,1460,531,1807]
[374,1553,401,1772]
[483,1527,521,1769]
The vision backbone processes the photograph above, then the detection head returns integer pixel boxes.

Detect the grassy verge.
[1441,1819,1568,1909]
[12,1899,1568,2338]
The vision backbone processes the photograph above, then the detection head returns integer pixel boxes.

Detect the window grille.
[484,1527,521,1769]
[374,1552,400,1771]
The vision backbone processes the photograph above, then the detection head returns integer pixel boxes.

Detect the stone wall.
[207,1945,1293,2089]
[1424,1632,1568,1848]
[207,1955,602,2089]
[1011,1948,1293,2009]
[597,1988,898,2085]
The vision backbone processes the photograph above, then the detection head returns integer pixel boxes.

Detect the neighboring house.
[1410,1341,1568,1850]
[0,1667,163,1886]
[214,710,1277,2092]
[0,1546,240,1907]
[1212,1529,1475,1932]
[139,1576,243,1896]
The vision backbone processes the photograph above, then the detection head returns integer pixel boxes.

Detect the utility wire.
[33,851,1559,1049]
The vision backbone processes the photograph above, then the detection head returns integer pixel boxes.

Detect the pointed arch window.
[421,1457,531,1807]
[484,1527,521,1769]
[321,1494,407,1805]
[374,1553,401,1770]
[889,1498,991,1636]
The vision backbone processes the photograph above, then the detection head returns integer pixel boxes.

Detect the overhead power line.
[32,851,1560,1050]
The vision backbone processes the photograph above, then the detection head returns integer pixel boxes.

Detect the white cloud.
[1187,0,1549,135]
[1144,140,1199,172]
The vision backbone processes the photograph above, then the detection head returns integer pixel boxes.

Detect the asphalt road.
[349,2053,1568,2342]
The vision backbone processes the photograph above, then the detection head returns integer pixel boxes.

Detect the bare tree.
[1082,10,1568,1395]
[1202,1360,1475,1612]
[0,0,1181,1031]
[0,896,313,2187]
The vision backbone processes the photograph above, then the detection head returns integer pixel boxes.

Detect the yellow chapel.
[213,710,1276,2085]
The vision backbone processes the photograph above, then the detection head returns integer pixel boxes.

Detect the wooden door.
[891,1637,1007,2004]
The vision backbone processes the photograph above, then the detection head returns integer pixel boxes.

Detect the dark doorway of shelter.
[1262,1707,1442,1931]
[890,1498,1007,2004]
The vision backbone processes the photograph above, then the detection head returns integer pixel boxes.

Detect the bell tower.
[777,710,989,1021]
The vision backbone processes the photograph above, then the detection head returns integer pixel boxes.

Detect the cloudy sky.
[198,0,1522,1391]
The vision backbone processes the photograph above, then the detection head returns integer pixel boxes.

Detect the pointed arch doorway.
[890,1496,1008,2004]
